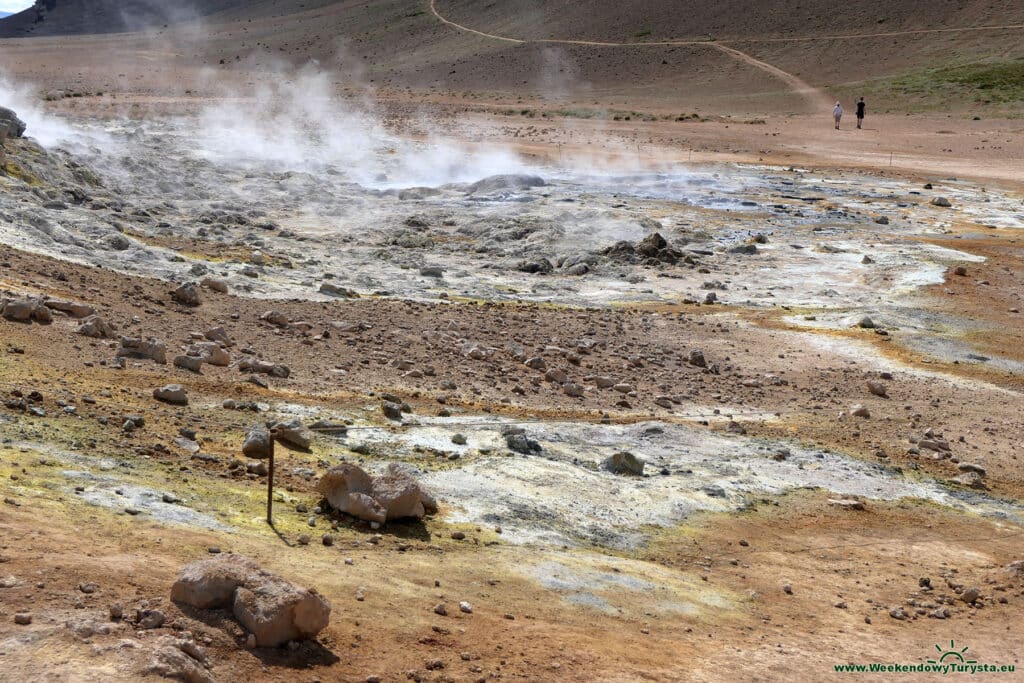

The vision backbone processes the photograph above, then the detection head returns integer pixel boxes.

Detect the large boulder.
[317,463,436,523]
[170,554,330,648]
[171,554,261,609]
[0,107,26,138]
[233,576,331,648]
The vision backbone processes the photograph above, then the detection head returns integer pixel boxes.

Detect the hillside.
[1,0,1023,113]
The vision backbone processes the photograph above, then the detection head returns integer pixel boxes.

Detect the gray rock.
[174,355,205,373]
[238,357,290,378]
[319,282,359,298]
[117,337,167,364]
[602,451,644,476]
[382,402,404,421]
[186,342,230,367]
[204,326,234,346]
[931,196,952,208]
[467,174,545,195]
[200,278,228,294]
[273,418,311,450]
[172,282,201,307]
[76,315,118,339]
[242,426,271,459]
[0,106,27,138]
[1,297,51,323]
[505,433,541,454]
[153,384,188,405]
[44,298,95,318]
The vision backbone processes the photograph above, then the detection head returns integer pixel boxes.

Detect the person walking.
[856,97,866,129]
[833,101,843,129]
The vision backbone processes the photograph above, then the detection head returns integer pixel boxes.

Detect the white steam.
[191,64,531,188]
[0,74,86,148]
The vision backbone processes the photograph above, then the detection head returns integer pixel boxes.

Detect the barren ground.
[1,6,1024,682]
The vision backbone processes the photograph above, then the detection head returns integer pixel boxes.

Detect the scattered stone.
[76,315,118,339]
[138,609,166,629]
[434,603,447,616]
[1,297,51,324]
[117,337,168,364]
[319,282,359,298]
[850,404,870,418]
[153,384,188,405]
[273,418,311,450]
[173,355,205,373]
[171,282,202,307]
[828,498,865,511]
[505,432,541,454]
[187,342,230,367]
[602,451,644,476]
[44,298,94,318]
[459,601,473,614]
[931,196,952,208]
[242,425,271,459]
[147,640,215,683]
[866,381,888,398]
[960,587,981,604]
[238,357,290,378]
[382,402,404,421]
[200,278,228,294]
[688,350,707,368]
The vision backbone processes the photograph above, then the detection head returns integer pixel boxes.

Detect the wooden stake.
[266,428,277,525]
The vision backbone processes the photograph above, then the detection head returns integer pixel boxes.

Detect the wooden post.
[266,428,277,525]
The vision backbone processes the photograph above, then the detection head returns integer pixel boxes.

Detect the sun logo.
[928,640,978,665]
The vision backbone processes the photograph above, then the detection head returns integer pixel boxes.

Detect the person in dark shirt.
[856,97,866,129]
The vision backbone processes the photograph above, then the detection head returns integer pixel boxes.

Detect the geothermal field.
[1,1,1023,681]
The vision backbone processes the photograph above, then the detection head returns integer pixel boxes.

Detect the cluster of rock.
[0,296,52,323]
[602,232,685,266]
[170,554,330,648]
[317,462,437,524]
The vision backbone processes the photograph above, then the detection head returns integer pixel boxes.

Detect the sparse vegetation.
[839,58,1024,113]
